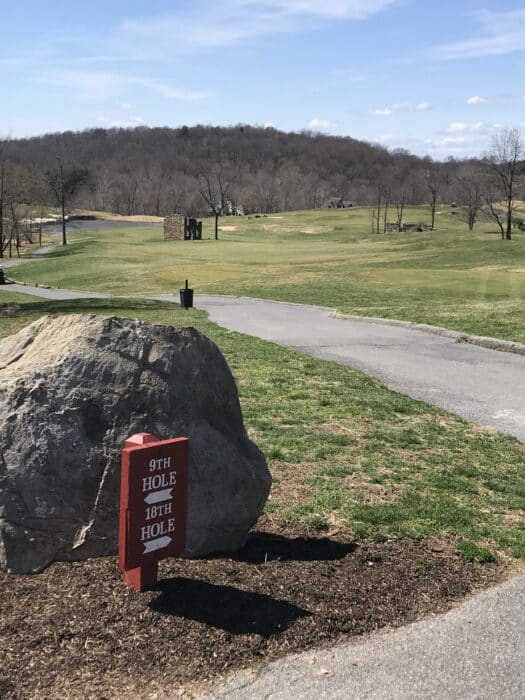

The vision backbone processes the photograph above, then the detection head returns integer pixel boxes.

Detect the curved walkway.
[3,281,525,441]
[163,294,525,444]
[206,573,525,699]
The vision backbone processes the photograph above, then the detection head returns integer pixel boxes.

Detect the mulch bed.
[0,519,503,699]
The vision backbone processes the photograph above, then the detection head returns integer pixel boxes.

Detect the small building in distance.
[326,198,354,209]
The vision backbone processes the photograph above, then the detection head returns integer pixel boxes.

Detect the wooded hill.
[2,125,454,217]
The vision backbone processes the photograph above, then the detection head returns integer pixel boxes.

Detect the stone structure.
[386,222,434,233]
[163,214,203,240]
[0,315,271,573]
[163,213,184,240]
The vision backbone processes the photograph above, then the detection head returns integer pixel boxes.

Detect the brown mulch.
[0,520,504,700]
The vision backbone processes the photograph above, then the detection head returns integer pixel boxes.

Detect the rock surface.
[0,315,271,574]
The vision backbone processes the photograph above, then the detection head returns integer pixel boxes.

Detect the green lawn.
[1,295,524,562]
[6,205,525,342]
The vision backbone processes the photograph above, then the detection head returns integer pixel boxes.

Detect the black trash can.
[180,280,194,309]
[0,268,5,285]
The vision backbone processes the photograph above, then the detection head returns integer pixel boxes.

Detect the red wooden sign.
[119,432,189,591]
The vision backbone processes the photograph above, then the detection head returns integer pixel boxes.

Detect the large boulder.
[0,315,271,574]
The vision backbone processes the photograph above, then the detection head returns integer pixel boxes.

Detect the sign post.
[119,432,189,592]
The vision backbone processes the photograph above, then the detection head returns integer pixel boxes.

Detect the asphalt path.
[4,267,525,442]
[206,573,525,700]
[184,295,525,444]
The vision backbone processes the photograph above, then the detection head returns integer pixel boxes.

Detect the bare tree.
[456,167,484,231]
[198,155,232,240]
[374,184,382,234]
[45,155,89,245]
[0,150,24,259]
[370,208,377,234]
[486,128,524,240]
[485,190,506,238]
[382,185,390,234]
[393,186,406,231]
[7,123,521,220]
[424,168,440,231]
[0,146,6,259]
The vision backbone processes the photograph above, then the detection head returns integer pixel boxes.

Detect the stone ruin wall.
[164,213,184,240]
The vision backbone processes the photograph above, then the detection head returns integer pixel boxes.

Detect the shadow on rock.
[226,532,357,564]
[149,577,311,637]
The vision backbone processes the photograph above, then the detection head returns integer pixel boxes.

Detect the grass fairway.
[7,205,525,342]
[1,295,524,562]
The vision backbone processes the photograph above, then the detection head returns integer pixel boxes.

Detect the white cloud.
[41,70,207,101]
[373,107,393,116]
[44,70,126,100]
[372,101,431,116]
[138,80,207,100]
[308,117,333,130]
[435,9,525,59]
[467,95,487,105]
[241,0,398,19]
[376,132,393,143]
[96,115,146,128]
[442,136,465,144]
[119,0,399,54]
[264,122,276,128]
[383,130,501,160]
[447,121,485,133]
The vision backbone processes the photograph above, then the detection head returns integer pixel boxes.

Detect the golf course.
[7,205,525,342]
[1,206,524,563]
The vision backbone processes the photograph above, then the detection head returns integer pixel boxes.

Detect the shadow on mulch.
[151,578,311,636]
[0,524,504,700]
[150,533,354,635]
[227,531,357,563]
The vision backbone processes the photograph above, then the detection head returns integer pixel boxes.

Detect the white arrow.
[144,489,173,505]
[143,536,172,554]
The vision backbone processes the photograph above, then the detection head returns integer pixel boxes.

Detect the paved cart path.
[3,282,525,439]
[160,294,525,444]
[205,573,525,700]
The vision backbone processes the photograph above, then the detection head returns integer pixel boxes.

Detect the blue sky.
[2,0,525,159]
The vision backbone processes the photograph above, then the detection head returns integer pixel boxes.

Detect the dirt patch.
[501,509,525,527]
[269,461,313,506]
[344,471,402,504]
[218,226,238,232]
[74,209,164,224]
[0,520,504,700]
[471,265,507,272]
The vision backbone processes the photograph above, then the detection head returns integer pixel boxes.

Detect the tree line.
[0,124,523,254]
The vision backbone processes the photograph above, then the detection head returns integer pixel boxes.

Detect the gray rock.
[0,315,271,574]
